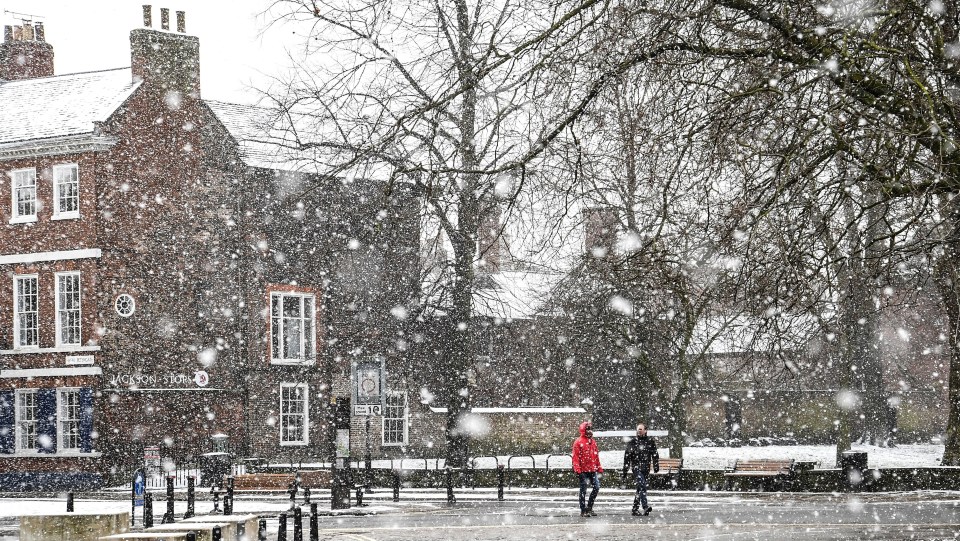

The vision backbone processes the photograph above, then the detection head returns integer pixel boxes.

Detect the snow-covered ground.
[464,444,946,470]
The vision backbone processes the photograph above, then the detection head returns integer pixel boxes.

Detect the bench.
[723,459,795,491]
[623,458,683,489]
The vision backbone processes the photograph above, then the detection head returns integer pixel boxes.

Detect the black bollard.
[309,503,318,541]
[445,468,456,506]
[497,465,505,501]
[186,533,196,541]
[277,512,288,541]
[393,471,400,502]
[211,486,221,513]
[356,485,364,507]
[212,526,222,541]
[288,482,298,510]
[224,483,234,515]
[161,476,175,523]
[293,506,303,541]
[304,486,311,505]
[184,476,195,519]
[144,493,154,528]
[258,518,267,541]
[66,492,74,512]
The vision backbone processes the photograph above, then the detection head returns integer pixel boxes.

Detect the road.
[296,491,960,541]
[2,489,959,540]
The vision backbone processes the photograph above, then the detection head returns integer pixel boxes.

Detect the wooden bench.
[621,458,683,489]
[650,458,683,488]
[723,459,795,491]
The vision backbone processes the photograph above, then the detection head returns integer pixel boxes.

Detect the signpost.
[144,446,161,477]
[352,357,385,492]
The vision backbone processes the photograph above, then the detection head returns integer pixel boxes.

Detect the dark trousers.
[578,472,600,512]
[632,471,649,511]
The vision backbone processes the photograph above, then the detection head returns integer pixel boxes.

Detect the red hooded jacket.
[572,421,603,474]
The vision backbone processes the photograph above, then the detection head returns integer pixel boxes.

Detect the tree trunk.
[935,198,960,465]
[666,390,687,459]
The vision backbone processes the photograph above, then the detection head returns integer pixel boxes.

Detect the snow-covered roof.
[0,68,140,148]
[688,313,815,355]
[473,270,561,320]
[205,100,401,180]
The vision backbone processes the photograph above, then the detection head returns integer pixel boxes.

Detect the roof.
[205,100,332,174]
[205,100,399,180]
[0,68,140,147]
[473,270,562,320]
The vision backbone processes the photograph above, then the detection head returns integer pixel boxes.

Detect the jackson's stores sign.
[108,370,210,388]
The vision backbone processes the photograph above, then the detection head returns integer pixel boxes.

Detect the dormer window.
[10,168,37,223]
[52,164,79,220]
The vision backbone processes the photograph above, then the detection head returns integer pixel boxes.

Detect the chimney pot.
[176,11,185,33]
[34,23,44,42]
[160,8,169,30]
[143,5,152,28]
[12,26,22,41]
[3,26,12,43]
[22,24,34,41]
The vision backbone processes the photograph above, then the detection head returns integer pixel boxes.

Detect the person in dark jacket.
[572,421,603,517]
[622,423,659,516]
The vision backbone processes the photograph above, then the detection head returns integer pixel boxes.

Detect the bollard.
[288,482,298,510]
[393,471,400,502]
[144,493,154,528]
[161,476,175,523]
[309,503,318,541]
[356,485,364,507]
[212,526,222,541]
[277,512,288,541]
[186,533,196,541]
[497,465,505,501]
[224,483,234,515]
[304,486,311,505]
[212,486,221,513]
[185,476,196,519]
[293,506,303,541]
[445,467,455,506]
[66,492,74,512]
[258,518,267,541]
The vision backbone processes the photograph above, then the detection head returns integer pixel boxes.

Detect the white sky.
[1,0,296,103]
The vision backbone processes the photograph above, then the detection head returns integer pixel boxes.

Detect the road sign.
[353,404,382,416]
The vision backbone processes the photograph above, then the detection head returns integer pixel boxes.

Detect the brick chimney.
[583,208,617,258]
[0,22,54,80]
[130,5,200,97]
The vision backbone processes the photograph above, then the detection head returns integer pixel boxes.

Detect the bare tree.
[261,0,614,465]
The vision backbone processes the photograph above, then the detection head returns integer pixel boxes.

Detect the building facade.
[0,9,420,490]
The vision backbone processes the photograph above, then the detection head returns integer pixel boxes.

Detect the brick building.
[0,9,419,490]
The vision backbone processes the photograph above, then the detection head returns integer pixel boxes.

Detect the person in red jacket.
[572,421,603,517]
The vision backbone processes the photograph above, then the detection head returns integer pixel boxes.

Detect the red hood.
[579,421,592,437]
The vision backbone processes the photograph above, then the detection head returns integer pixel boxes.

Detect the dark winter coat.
[572,422,604,474]
[622,435,659,476]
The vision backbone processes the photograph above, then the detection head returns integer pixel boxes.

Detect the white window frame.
[15,389,38,452]
[52,164,80,220]
[10,168,37,224]
[279,383,309,446]
[382,391,409,446]
[13,274,39,349]
[55,272,81,347]
[269,292,316,365]
[57,388,81,452]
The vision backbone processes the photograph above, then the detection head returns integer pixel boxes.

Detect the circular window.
[115,294,136,317]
